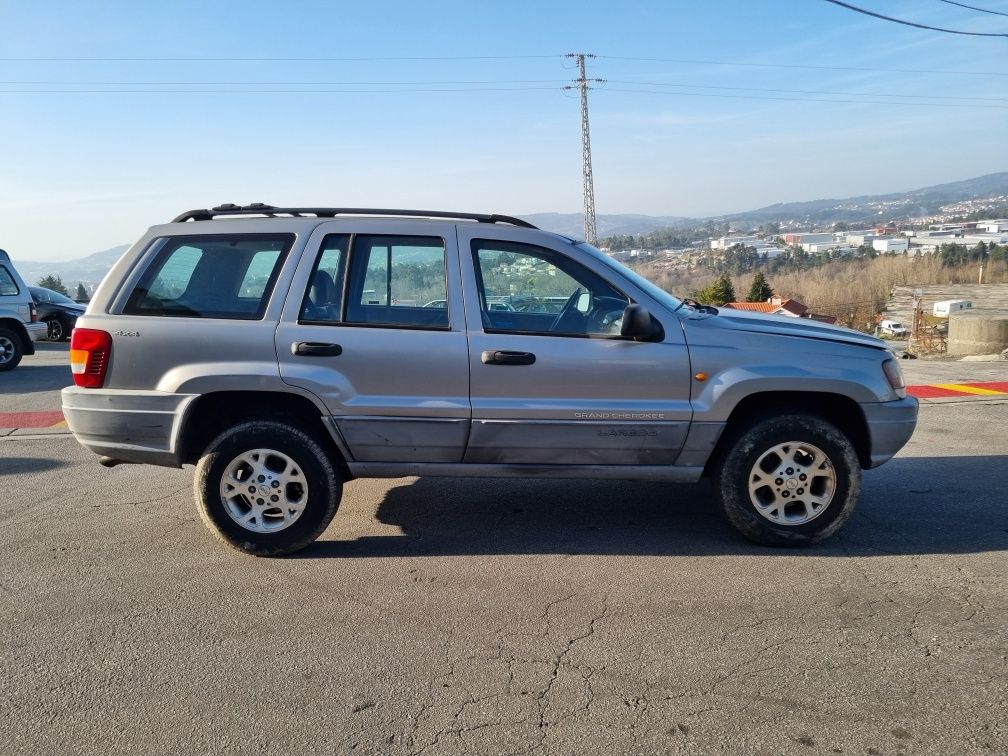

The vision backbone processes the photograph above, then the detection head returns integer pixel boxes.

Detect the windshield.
[572,241,683,311]
[32,287,78,305]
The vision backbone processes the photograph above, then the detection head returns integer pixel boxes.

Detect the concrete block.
[947,309,1008,357]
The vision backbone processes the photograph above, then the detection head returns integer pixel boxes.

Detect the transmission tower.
[565,53,604,245]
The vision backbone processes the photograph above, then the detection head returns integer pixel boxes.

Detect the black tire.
[713,414,861,546]
[0,327,23,371]
[194,420,342,556]
[44,316,68,342]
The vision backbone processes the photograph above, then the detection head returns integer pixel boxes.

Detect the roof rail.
[171,203,538,228]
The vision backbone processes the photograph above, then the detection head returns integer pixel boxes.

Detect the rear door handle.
[481,350,536,366]
[292,341,343,357]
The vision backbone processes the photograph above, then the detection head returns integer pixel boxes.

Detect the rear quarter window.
[123,234,293,319]
[0,266,19,296]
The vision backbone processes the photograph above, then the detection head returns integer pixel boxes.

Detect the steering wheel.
[583,296,626,334]
[549,287,582,332]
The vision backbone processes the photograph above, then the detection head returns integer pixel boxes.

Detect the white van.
[933,300,972,317]
[879,319,909,337]
[0,249,48,370]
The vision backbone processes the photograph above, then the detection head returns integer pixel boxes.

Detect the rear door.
[276,220,470,463]
[458,225,693,465]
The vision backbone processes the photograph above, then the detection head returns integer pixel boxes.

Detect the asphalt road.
[1,344,1006,755]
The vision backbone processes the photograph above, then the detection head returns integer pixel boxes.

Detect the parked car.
[879,319,908,337]
[30,286,86,342]
[61,204,918,556]
[0,249,47,370]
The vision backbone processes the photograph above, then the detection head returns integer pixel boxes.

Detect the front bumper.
[861,396,919,468]
[61,386,197,467]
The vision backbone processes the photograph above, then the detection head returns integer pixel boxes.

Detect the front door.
[277,220,470,463]
[458,226,693,466]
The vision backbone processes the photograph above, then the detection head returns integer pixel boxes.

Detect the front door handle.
[481,350,536,366]
[292,341,343,357]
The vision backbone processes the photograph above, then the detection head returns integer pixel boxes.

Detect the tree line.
[36,275,89,301]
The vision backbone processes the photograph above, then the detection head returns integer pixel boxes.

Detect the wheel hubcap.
[747,441,836,525]
[47,319,63,341]
[219,449,307,533]
[0,336,14,363]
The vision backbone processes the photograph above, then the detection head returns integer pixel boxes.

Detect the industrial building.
[873,238,909,253]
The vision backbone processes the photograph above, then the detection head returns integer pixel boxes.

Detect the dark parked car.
[30,286,86,342]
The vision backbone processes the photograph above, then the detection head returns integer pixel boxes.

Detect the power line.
[0,87,560,93]
[935,0,1008,18]
[0,54,560,62]
[821,0,1008,36]
[0,79,568,86]
[4,79,1003,103]
[3,52,1005,76]
[602,87,1008,108]
[4,85,1005,108]
[606,80,1008,102]
[599,55,1008,77]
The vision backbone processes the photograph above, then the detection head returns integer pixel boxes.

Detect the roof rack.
[172,203,537,228]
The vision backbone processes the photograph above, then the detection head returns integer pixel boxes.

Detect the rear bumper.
[61,386,197,467]
[25,321,47,344]
[861,396,918,468]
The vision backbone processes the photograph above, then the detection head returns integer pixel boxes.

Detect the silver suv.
[62,205,918,555]
[0,249,47,370]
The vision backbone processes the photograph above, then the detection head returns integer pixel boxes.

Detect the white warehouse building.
[873,238,909,253]
[710,235,761,250]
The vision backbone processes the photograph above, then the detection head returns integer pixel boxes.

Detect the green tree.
[746,272,773,302]
[697,274,736,306]
[75,282,89,301]
[37,275,68,296]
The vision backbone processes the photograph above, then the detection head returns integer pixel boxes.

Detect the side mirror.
[620,303,659,340]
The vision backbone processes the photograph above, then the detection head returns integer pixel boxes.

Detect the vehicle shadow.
[0,457,69,475]
[0,365,73,394]
[302,455,1008,559]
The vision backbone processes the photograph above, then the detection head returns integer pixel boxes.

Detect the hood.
[680,306,886,350]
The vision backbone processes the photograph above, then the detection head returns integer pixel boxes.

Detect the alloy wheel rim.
[746,441,836,526]
[47,319,64,341]
[219,448,308,533]
[0,336,14,363]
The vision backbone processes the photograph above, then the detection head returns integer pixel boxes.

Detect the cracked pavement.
[1,356,1006,754]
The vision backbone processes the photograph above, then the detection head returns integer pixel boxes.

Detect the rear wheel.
[194,420,342,556]
[0,328,23,371]
[714,414,861,546]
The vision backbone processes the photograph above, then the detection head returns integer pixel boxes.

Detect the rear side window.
[124,234,293,319]
[344,235,448,328]
[0,266,19,296]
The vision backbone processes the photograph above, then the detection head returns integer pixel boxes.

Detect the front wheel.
[713,414,861,546]
[44,316,68,342]
[194,420,342,556]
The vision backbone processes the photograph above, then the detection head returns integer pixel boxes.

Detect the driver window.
[471,240,629,336]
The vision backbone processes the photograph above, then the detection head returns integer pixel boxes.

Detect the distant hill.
[523,213,688,239]
[9,172,1007,285]
[12,245,129,292]
[717,171,1008,227]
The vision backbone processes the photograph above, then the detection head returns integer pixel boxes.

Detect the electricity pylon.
[565,53,603,245]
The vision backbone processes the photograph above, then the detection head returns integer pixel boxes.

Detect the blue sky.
[2,0,1006,260]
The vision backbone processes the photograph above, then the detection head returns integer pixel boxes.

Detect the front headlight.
[882,358,906,398]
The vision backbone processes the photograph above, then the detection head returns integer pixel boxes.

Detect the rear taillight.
[29,302,38,322]
[70,329,112,388]
[882,358,906,398]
